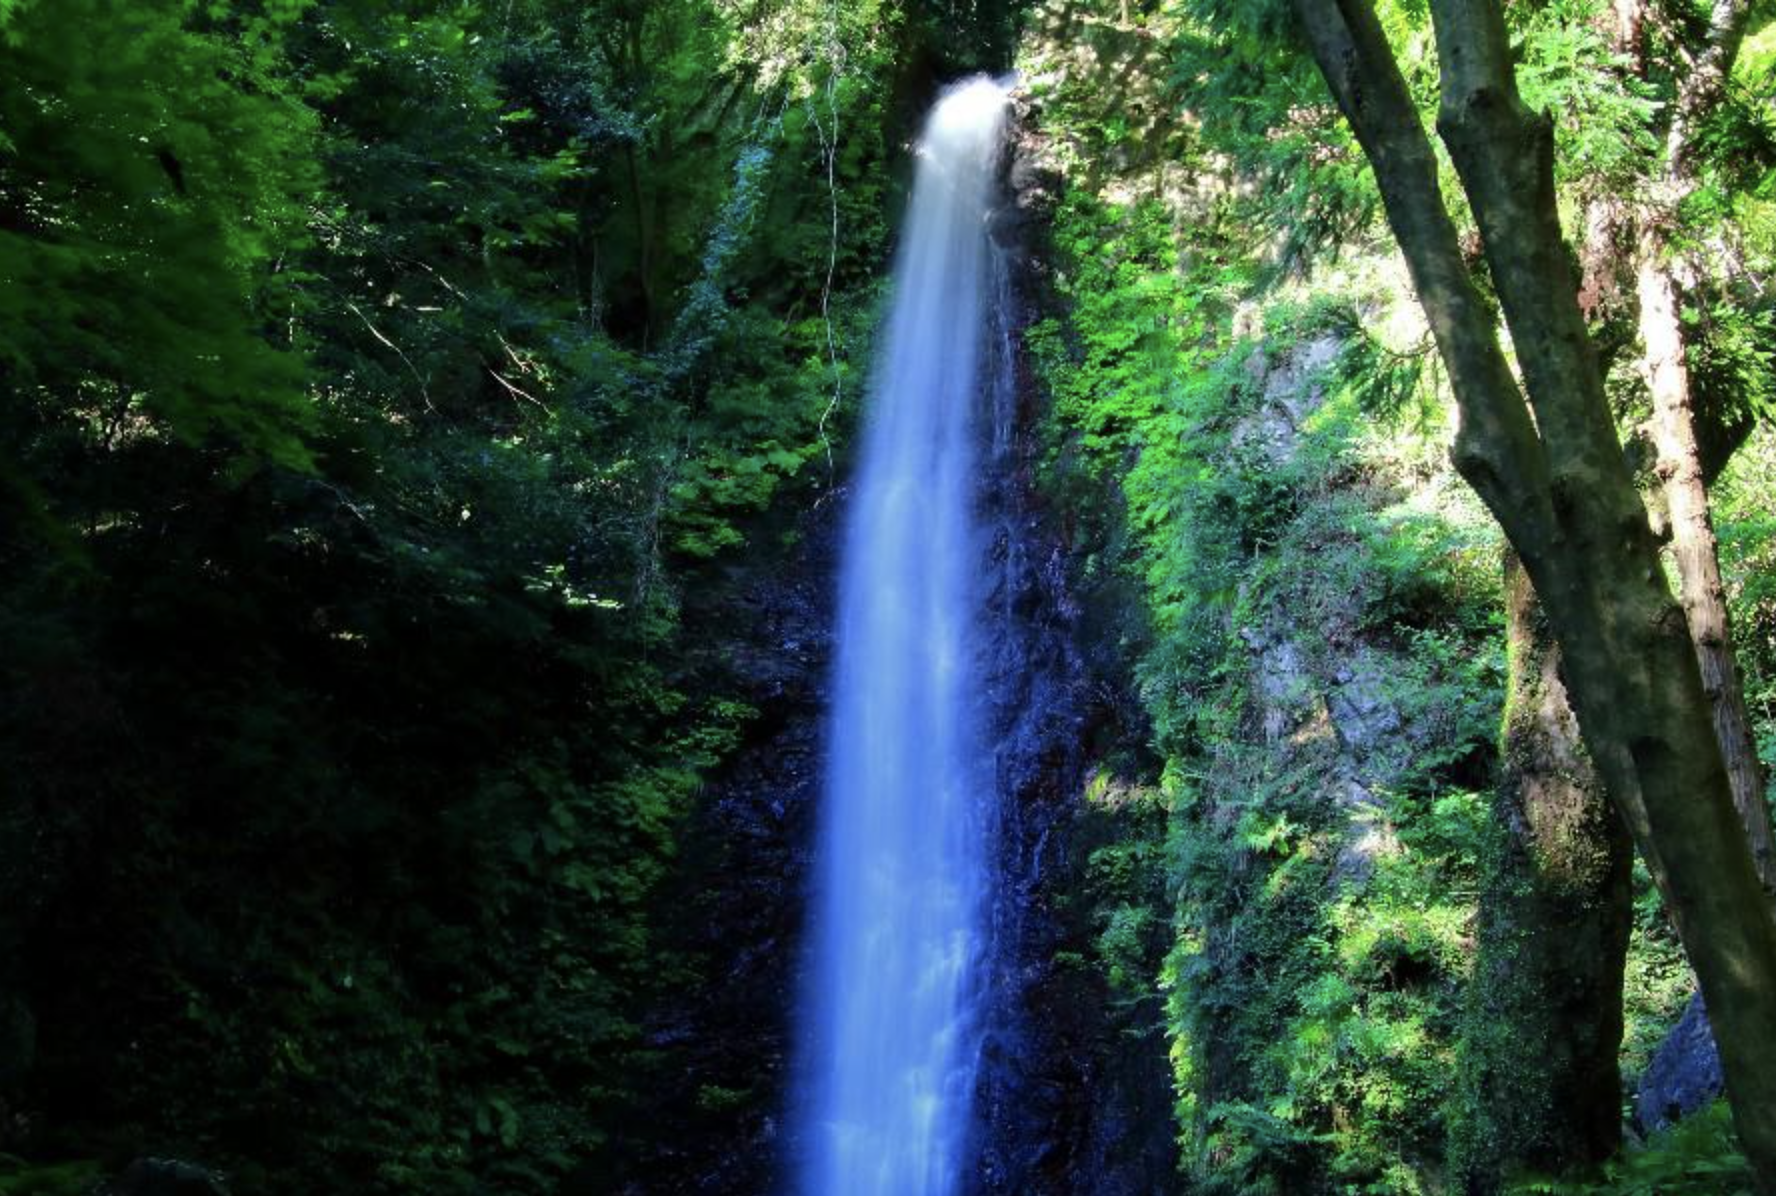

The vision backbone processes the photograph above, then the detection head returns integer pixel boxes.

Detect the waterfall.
[798,76,1011,1196]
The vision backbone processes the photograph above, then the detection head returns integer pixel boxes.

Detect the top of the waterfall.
[922,74,1011,150]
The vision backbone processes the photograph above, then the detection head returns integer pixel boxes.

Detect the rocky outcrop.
[1228,339,1423,892]
[1635,993,1725,1135]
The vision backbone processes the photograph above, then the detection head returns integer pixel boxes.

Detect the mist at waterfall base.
[795,76,1012,1196]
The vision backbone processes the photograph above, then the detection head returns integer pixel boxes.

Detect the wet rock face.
[1635,992,1724,1135]
[627,504,840,1196]
[965,98,1176,1196]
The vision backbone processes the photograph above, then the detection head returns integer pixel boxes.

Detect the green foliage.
[1192,1101,1328,1196]
[1689,296,1776,429]
[4,0,1774,1189]
[1689,52,1776,217]
[1510,1101,1755,1196]
[1619,857,1693,1077]
[1165,0,1384,270]
[1031,1,1776,1192]
[1510,0,1660,191]
[1033,174,1503,1190]
[0,0,924,1189]
[0,0,320,466]
[1327,311,1440,428]
[1026,20,1520,1180]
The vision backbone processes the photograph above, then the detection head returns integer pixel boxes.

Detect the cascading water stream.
[798,77,1011,1196]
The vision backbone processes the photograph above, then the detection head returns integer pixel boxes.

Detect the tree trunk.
[1632,0,1775,894]
[1637,257,1776,895]
[1597,0,1776,897]
[1290,3,1776,1188]
[624,141,656,345]
[1456,554,1632,1192]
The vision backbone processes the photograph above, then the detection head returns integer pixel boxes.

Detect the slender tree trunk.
[1457,554,1632,1192]
[1590,0,1776,897]
[1289,4,1776,1187]
[1637,258,1776,893]
[1630,0,1776,893]
[624,141,655,345]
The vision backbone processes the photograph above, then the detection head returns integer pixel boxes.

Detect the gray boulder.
[1635,992,1724,1134]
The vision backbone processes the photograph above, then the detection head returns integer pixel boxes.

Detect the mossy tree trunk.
[1290,2,1776,1188]
[1455,555,1632,1192]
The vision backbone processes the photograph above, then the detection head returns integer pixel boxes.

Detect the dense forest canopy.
[1,0,1775,1194]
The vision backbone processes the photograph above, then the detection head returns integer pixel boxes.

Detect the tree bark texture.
[1637,259,1776,894]
[1631,0,1775,895]
[1587,0,1776,897]
[1291,2,1776,1187]
[1456,555,1632,1192]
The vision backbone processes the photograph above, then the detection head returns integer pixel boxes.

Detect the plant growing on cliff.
[1289,0,1776,1185]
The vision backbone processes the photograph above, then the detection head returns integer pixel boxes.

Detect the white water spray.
[799,76,1011,1196]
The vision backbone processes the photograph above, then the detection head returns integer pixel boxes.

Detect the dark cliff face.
[968,99,1176,1196]
[620,503,840,1196]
